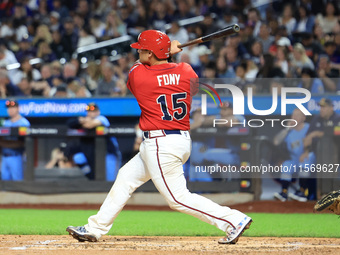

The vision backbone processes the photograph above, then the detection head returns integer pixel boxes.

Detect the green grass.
[0,209,338,237]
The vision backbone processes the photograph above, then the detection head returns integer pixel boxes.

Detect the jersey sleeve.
[96,115,110,127]
[127,61,142,93]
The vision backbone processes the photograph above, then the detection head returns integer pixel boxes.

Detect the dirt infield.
[1,235,340,255]
[1,201,335,254]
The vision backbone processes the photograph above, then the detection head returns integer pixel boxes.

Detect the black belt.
[143,130,182,138]
[3,152,22,157]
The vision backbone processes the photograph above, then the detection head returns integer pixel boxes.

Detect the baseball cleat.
[66,226,98,242]
[274,192,288,202]
[218,216,252,244]
[289,191,308,202]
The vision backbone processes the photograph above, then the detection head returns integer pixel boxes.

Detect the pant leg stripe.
[155,139,235,229]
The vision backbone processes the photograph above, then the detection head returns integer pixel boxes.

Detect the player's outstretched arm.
[170,40,183,56]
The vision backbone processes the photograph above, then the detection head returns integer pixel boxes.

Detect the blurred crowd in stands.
[0,0,340,98]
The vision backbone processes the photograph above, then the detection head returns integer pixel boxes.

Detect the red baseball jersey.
[127,62,198,131]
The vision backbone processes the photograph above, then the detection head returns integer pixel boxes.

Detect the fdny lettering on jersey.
[127,62,198,131]
[157,74,180,86]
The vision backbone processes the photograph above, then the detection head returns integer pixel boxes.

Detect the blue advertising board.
[0,95,339,118]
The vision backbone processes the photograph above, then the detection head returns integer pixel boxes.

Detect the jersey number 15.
[157,92,187,121]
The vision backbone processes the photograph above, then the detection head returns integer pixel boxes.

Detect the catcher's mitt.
[314,190,340,215]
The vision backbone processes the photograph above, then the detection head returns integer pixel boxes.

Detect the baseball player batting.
[67,30,252,244]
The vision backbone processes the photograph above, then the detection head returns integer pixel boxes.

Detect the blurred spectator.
[32,24,53,48]
[278,4,296,35]
[12,3,29,42]
[313,23,326,46]
[49,62,80,97]
[76,0,91,25]
[300,32,322,64]
[50,60,63,77]
[293,4,315,33]
[0,43,21,85]
[112,78,130,97]
[270,78,285,95]
[53,84,68,97]
[247,8,262,37]
[202,13,219,36]
[202,61,217,78]
[103,10,127,39]
[36,41,57,63]
[15,35,36,63]
[89,14,106,39]
[290,43,314,77]
[317,55,337,92]
[0,69,24,97]
[195,45,212,77]
[33,0,50,26]
[128,5,148,36]
[83,61,100,95]
[315,1,339,34]
[225,32,249,60]
[222,45,240,71]
[173,1,194,20]
[249,40,263,66]
[235,61,248,85]
[15,57,42,84]
[0,100,30,181]
[52,0,69,24]
[244,58,259,81]
[275,45,290,75]
[67,102,122,181]
[49,11,62,32]
[258,23,274,53]
[63,62,78,82]
[257,53,285,79]
[298,67,324,94]
[0,18,15,43]
[50,30,67,59]
[67,80,92,98]
[77,26,96,48]
[149,1,172,31]
[216,56,235,79]
[323,41,340,76]
[91,0,107,16]
[217,8,238,29]
[18,77,50,97]
[61,17,79,61]
[168,22,189,44]
[119,4,136,32]
[96,62,116,96]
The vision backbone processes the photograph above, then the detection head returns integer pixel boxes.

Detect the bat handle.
[178,38,203,49]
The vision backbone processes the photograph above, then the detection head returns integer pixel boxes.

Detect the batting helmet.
[130,30,171,59]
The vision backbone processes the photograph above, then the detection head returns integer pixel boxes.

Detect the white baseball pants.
[85,130,248,238]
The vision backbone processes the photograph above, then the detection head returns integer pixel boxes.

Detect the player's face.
[291,109,305,124]
[87,110,100,119]
[320,105,333,119]
[220,107,233,118]
[7,106,19,118]
[138,49,152,65]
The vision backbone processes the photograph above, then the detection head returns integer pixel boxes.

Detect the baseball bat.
[178,24,240,48]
